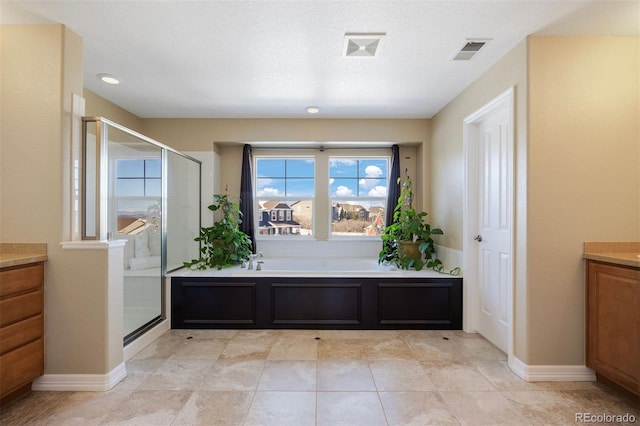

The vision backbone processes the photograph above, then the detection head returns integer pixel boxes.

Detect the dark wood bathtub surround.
[172,276,462,330]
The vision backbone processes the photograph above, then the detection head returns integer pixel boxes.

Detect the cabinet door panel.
[587,262,639,394]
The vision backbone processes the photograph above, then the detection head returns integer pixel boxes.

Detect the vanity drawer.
[0,290,43,327]
[0,315,43,355]
[0,338,43,397]
[0,263,43,298]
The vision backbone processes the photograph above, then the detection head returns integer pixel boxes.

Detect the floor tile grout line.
[239,351,265,426]
[367,359,381,393]
[375,389,391,426]
[241,389,258,426]
[436,389,467,425]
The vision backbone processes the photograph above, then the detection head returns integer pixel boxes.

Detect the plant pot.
[397,240,422,262]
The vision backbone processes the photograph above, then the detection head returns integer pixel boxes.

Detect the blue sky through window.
[329,158,388,198]
[116,159,161,197]
[256,158,314,197]
[256,157,388,198]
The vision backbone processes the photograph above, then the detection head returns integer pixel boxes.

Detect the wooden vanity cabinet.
[0,262,45,406]
[586,260,639,398]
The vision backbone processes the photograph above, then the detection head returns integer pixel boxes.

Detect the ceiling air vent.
[343,32,386,57]
[453,39,491,61]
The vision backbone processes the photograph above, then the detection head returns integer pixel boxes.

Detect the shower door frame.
[81,116,201,345]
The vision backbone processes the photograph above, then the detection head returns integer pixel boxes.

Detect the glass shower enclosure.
[82,117,200,344]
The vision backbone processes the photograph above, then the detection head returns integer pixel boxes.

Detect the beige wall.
[431,40,529,360]
[431,35,640,366]
[527,36,639,364]
[1,25,122,375]
[142,118,430,150]
[84,88,144,133]
[1,25,67,242]
[143,118,430,214]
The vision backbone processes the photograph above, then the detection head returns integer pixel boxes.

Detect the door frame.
[462,86,515,359]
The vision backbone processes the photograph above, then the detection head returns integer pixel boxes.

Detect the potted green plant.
[184,193,253,270]
[379,171,444,271]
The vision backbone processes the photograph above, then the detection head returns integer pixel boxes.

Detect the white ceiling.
[2,0,638,119]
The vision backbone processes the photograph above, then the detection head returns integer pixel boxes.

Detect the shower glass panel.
[167,151,200,271]
[107,127,163,340]
[82,117,201,345]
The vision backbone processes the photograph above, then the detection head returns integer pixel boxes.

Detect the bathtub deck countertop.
[583,242,640,269]
[169,259,463,278]
[0,243,48,269]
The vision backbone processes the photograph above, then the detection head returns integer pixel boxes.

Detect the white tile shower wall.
[257,239,382,259]
[434,245,463,274]
[184,150,216,228]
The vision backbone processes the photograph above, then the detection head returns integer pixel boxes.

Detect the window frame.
[253,149,391,241]
[328,156,390,239]
[115,158,162,198]
[254,154,316,239]
[112,157,163,236]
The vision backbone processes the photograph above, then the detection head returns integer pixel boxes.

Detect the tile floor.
[1,329,638,425]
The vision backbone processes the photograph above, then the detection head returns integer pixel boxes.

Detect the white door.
[476,106,511,351]
[466,91,513,353]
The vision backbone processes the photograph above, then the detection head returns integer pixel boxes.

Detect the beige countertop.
[0,243,48,269]
[583,242,640,268]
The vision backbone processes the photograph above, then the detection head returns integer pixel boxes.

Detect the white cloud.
[364,165,383,178]
[329,178,335,184]
[329,159,356,167]
[368,186,387,197]
[335,185,353,196]
[258,187,281,196]
[358,165,384,189]
[256,177,273,188]
[359,178,380,190]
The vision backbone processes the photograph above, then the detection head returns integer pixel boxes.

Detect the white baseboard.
[32,362,127,392]
[509,356,596,382]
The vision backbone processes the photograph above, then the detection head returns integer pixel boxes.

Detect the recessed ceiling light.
[97,73,120,84]
[306,106,320,114]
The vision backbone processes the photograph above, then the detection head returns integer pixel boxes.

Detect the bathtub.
[175,257,456,278]
[171,257,463,330]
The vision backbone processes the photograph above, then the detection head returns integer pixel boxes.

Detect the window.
[116,159,161,197]
[254,153,390,239]
[115,158,162,235]
[255,157,314,237]
[329,157,388,237]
